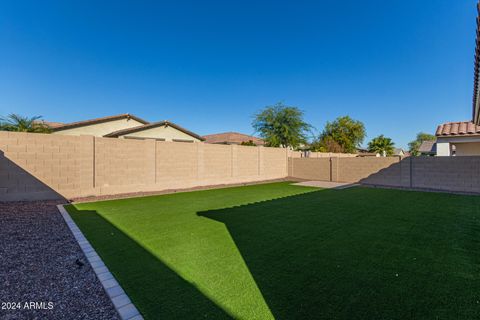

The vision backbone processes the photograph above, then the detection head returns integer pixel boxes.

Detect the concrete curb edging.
[57,204,143,320]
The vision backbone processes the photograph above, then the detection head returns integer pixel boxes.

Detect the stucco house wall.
[119,125,202,142]
[454,142,480,156]
[53,118,145,137]
[436,135,480,156]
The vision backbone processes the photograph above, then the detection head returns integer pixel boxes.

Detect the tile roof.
[34,120,65,128]
[418,140,437,154]
[202,132,265,145]
[473,1,480,124]
[53,114,149,131]
[104,120,205,141]
[435,121,480,136]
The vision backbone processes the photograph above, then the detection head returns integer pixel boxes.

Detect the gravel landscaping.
[0,201,119,320]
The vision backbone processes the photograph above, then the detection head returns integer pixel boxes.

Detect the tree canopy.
[313,116,366,153]
[252,103,313,148]
[368,135,395,156]
[0,114,52,133]
[408,132,435,156]
[240,140,257,146]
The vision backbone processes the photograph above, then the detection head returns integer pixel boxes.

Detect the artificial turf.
[67,182,480,319]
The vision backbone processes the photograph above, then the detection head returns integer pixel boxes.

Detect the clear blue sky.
[0,1,478,148]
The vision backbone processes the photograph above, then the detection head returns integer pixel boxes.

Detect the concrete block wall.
[0,132,95,200]
[288,158,331,181]
[411,156,480,193]
[289,156,480,194]
[288,157,401,184]
[288,151,357,158]
[336,157,401,184]
[0,132,289,201]
[264,147,289,177]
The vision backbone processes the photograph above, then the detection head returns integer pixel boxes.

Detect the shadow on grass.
[66,206,234,319]
[199,188,480,320]
[68,186,480,319]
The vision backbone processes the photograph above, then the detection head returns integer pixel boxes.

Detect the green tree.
[314,116,366,153]
[240,140,257,146]
[310,136,344,153]
[252,103,313,148]
[0,114,51,133]
[368,135,395,156]
[408,132,435,156]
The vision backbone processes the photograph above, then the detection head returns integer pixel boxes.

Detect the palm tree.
[0,114,52,133]
[368,134,395,156]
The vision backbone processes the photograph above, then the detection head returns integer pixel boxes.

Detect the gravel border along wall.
[0,201,120,320]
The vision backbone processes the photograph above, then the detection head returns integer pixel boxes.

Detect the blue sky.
[0,0,477,148]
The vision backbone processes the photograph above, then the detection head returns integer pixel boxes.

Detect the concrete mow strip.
[57,204,144,320]
[292,180,358,189]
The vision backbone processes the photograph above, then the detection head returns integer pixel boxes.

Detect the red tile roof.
[202,132,265,145]
[435,121,480,136]
[473,1,480,124]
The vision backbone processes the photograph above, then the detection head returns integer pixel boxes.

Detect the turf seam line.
[57,204,144,320]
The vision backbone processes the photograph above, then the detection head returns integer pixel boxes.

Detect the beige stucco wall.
[0,132,288,201]
[436,136,480,156]
[453,142,480,156]
[53,118,144,137]
[119,125,201,142]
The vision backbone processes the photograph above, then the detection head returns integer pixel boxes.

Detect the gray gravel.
[0,201,119,320]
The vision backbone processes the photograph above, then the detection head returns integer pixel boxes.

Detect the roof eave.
[104,121,205,141]
[473,2,480,125]
[52,114,149,132]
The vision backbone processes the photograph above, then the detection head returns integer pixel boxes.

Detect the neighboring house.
[104,121,204,142]
[393,148,407,157]
[435,122,480,156]
[202,132,265,145]
[38,120,65,129]
[52,114,148,137]
[418,140,437,156]
[356,148,380,157]
[52,114,204,142]
[435,3,480,156]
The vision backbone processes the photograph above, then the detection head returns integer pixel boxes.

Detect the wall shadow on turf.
[197,189,345,320]
[66,206,234,320]
[198,187,480,320]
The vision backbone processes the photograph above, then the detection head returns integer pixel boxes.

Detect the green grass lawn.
[67,182,480,319]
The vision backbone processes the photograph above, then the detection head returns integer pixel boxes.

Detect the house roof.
[393,148,404,155]
[418,140,437,154]
[435,121,480,136]
[440,2,480,131]
[104,120,205,141]
[35,120,65,129]
[52,114,149,132]
[473,1,480,124]
[202,132,265,145]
